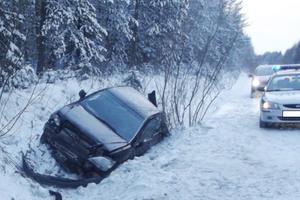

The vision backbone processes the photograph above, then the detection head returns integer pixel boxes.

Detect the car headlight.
[261,100,280,110]
[52,114,61,127]
[252,79,260,87]
[88,156,116,172]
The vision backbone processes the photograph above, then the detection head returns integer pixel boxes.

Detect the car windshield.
[80,90,144,142]
[267,74,300,92]
[255,66,274,76]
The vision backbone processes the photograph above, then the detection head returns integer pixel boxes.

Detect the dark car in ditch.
[40,86,169,178]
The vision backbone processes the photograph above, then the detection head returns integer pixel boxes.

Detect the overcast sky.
[242,0,300,55]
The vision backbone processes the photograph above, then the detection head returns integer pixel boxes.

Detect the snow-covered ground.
[2,73,300,199]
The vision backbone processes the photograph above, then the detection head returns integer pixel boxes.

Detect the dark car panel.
[61,105,127,151]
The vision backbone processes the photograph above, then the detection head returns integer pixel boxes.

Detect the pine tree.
[127,0,189,69]
[0,1,25,85]
[293,43,300,64]
[92,0,132,70]
[41,0,107,75]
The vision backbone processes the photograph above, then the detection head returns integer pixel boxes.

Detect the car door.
[134,114,162,156]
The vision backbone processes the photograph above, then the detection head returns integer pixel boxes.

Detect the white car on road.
[250,65,274,98]
[260,70,300,128]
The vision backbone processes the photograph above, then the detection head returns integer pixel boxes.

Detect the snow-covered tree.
[156,0,255,127]
[127,0,189,70]
[183,0,246,71]
[282,42,300,64]
[0,0,256,78]
[0,1,26,86]
[228,35,257,73]
[92,0,132,71]
[40,0,107,75]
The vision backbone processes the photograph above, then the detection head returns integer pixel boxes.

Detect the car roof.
[255,65,273,69]
[256,64,300,71]
[274,70,300,76]
[278,64,300,67]
[107,87,160,119]
[85,86,160,119]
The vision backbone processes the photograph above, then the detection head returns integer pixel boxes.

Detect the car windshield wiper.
[268,89,300,92]
[88,141,128,152]
[92,141,128,148]
[267,89,282,92]
[267,89,294,92]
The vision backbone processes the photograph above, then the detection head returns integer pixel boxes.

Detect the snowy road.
[4,74,300,200]
[58,74,300,200]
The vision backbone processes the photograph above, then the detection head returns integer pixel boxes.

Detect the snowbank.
[3,73,300,200]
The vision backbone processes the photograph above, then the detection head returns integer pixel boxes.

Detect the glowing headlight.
[261,100,280,110]
[52,114,61,126]
[252,79,260,87]
[262,102,271,110]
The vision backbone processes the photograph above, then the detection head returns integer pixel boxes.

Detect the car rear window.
[255,67,274,76]
[80,91,144,141]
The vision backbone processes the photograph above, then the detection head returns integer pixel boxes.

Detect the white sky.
[242,0,300,55]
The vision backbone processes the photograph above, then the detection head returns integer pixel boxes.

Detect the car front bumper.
[260,109,300,124]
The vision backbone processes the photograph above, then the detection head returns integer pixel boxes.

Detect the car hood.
[59,104,128,152]
[264,91,300,105]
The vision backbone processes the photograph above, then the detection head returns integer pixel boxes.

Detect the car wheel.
[250,88,255,98]
[40,133,47,144]
[259,119,271,128]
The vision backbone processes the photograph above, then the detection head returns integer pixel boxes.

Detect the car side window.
[140,115,161,141]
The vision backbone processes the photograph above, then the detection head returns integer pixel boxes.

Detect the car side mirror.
[148,90,157,107]
[264,86,267,91]
[79,89,87,99]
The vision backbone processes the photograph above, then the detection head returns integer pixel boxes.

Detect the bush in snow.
[122,70,143,91]
[11,65,38,89]
[41,69,78,84]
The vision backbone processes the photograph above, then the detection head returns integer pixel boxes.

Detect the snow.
[2,73,300,199]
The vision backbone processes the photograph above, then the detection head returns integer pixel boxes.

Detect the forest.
[257,41,300,65]
[0,0,255,81]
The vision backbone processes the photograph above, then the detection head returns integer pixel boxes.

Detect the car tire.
[250,88,255,98]
[40,132,47,144]
[259,119,271,128]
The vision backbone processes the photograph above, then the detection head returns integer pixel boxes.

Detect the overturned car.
[23,87,168,187]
